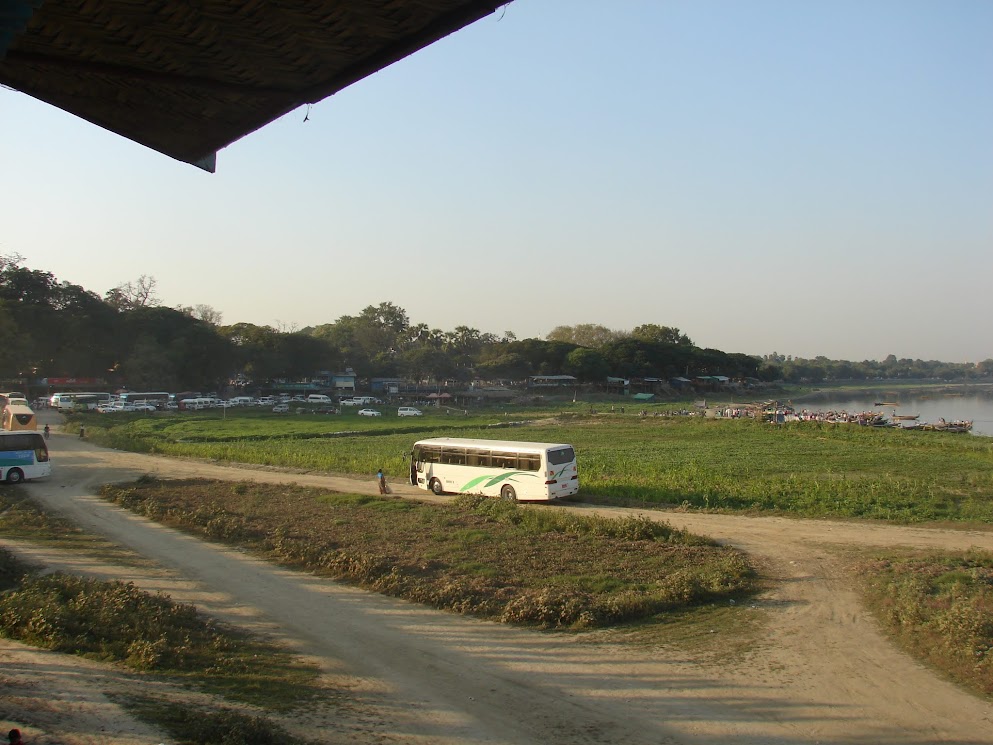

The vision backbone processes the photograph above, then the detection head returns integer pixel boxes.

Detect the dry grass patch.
[101,477,757,630]
[855,548,993,698]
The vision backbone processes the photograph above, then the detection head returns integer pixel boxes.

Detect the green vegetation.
[0,548,321,744]
[856,549,993,697]
[100,478,756,629]
[6,255,990,399]
[0,488,324,744]
[73,408,993,523]
[0,569,320,705]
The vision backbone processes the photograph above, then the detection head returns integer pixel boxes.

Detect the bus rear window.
[547,447,575,466]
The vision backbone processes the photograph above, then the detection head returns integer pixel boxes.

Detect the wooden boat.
[874,401,899,407]
[891,414,919,421]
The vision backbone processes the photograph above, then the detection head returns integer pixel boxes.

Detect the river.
[789,388,993,437]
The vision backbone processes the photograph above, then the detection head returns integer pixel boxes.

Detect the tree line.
[1,255,989,392]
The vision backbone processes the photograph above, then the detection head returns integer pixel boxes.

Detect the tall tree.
[546,323,624,348]
[630,323,693,346]
[105,275,159,310]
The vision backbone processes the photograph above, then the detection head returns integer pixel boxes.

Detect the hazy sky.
[3,1,991,363]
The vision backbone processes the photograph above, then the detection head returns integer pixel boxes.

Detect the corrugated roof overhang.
[0,0,508,171]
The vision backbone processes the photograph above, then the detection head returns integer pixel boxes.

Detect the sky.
[2,0,992,363]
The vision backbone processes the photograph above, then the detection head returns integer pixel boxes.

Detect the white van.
[307,394,332,404]
[180,398,213,411]
[229,396,255,406]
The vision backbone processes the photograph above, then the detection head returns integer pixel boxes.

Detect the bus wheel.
[430,479,444,496]
[6,468,24,485]
[500,485,517,502]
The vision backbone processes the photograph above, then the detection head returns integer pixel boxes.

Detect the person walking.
[43,424,50,440]
[78,425,85,439]
[377,468,388,494]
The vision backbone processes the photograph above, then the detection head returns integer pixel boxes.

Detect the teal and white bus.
[410,437,579,502]
[0,431,52,484]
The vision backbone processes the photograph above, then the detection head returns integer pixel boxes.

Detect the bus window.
[466,449,490,467]
[414,444,441,463]
[488,452,514,469]
[519,453,540,471]
[547,447,576,466]
[441,448,466,466]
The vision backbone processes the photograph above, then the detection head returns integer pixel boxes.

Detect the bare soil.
[4,413,993,744]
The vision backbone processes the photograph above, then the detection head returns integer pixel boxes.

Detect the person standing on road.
[43,424,50,439]
[377,468,388,494]
[78,425,85,439]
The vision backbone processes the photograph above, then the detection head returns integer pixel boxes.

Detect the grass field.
[99,477,756,629]
[70,403,993,523]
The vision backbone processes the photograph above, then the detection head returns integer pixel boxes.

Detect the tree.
[359,301,410,334]
[105,275,159,310]
[564,348,610,382]
[177,304,224,326]
[546,324,624,348]
[630,323,693,346]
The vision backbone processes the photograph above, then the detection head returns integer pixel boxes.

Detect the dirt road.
[4,421,993,744]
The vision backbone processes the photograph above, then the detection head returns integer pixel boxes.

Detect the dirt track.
[4,417,993,744]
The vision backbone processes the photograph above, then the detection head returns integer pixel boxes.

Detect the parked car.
[357,408,381,417]
[272,403,290,413]
[131,403,157,412]
[340,398,360,406]
[397,407,422,417]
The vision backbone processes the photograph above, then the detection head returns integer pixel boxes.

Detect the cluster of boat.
[759,402,973,432]
[899,418,974,433]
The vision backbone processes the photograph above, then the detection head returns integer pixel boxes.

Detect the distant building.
[528,375,577,388]
[331,370,356,393]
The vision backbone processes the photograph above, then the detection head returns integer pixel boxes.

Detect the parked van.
[229,396,255,406]
[307,394,332,404]
[180,398,213,411]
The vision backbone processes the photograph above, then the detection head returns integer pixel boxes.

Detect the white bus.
[0,431,52,484]
[410,437,579,502]
[50,392,113,411]
[118,392,171,408]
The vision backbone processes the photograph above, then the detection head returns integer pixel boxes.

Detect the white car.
[397,407,422,417]
[272,403,290,413]
[358,408,381,417]
[131,403,157,412]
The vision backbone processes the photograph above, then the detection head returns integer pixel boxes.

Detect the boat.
[891,414,919,421]
[911,419,973,433]
[874,401,899,407]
